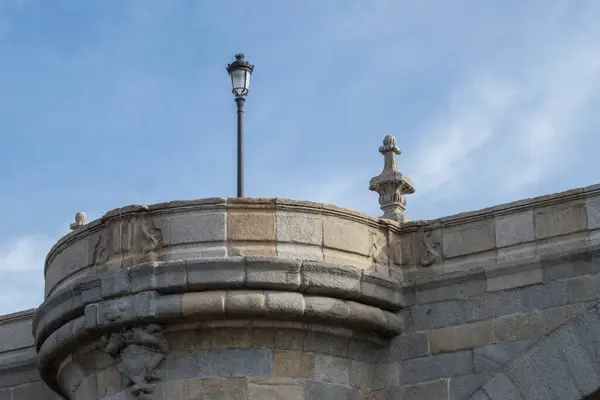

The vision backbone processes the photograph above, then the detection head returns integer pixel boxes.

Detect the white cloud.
[405,4,600,201]
[0,235,53,315]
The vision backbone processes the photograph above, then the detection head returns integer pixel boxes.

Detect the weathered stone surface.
[482,372,522,400]
[203,377,248,400]
[248,378,305,400]
[372,362,401,389]
[495,211,534,248]
[168,211,226,245]
[389,331,430,361]
[276,212,323,245]
[404,379,449,400]
[228,211,276,241]
[300,262,362,296]
[313,355,351,385]
[565,273,600,303]
[273,350,313,378]
[486,264,542,292]
[443,219,496,258]
[350,360,374,389]
[415,278,487,304]
[186,258,245,289]
[163,378,204,399]
[402,351,473,384]
[304,381,353,400]
[534,200,588,240]
[182,291,225,317]
[246,257,301,290]
[430,320,495,354]
[473,340,535,373]
[409,301,466,331]
[323,217,370,255]
[587,195,600,230]
[449,373,491,400]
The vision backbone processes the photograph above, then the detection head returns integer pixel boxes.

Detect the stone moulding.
[36,289,402,395]
[34,257,402,349]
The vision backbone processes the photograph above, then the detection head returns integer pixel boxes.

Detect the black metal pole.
[235,97,245,198]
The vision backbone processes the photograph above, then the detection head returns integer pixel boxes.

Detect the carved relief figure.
[139,217,163,254]
[101,324,169,399]
[93,231,110,266]
[419,229,440,267]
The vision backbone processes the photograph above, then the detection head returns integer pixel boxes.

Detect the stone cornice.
[45,197,393,272]
[34,257,403,351]
[0,308,35,324]
[398,183,600,232]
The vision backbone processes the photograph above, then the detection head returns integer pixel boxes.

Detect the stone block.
[276,243,323,261]
[470,390,492,400]
[448,373,491,400]
[186,258,245,290]
[276,211,323,245]
[101,268,130,299]
[304,381,354,400]
[389,332,430,361]
[496,243,538,265]
[218,349,273,377]
[323,217,370,255]
[430,320,495,354]
[415,278,487,304]
[361,273,399,307]
[534,200,588,240]
[346,301,387,330]
[167,330,212,351]
[12,380,61,400]
[574,306,600,369]
[0,389,10,400]
[372,362,401,389]
[565,273,600,303]
[404,379,449,400]
[443,219,496,258]
[370,227,390,267]
[248,379,304,400]
[491,313,532,342]
[482,372,522,400]
[168,211,226,245]
[347,340,387,363]
[508,353,560,399]
[409,301,466,331]
[273,350,313,378]
[464,291,522,322]
[203,377,248,400]
[245,257,301,290]
[495,210,534,248]
[211,328,253,349]
[225,291,267,317]
[323,248,372,269]
[402,351,473,384]
[163,378,204,399]
[181,291,225,318]
[473,340,535,373]
[586,196,600,229]
[313,355,351,385]
[274,329,305,351]
[228,211,275,241]
[518,281,566,312]
[350,360,374,389]
[555,325,600,395]
[486,264,542,292]
[166,351,200,380]
[0,318,34,352]
[304,297,350,324]
[266,292,304,319]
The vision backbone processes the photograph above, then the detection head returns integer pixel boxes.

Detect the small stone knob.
[70,212,87,230]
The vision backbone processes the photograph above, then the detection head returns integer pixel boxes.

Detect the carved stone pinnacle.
[369,135,415,222]
[69,212,87,230]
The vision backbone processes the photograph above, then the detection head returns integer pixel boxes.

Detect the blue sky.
[1,1,600,314]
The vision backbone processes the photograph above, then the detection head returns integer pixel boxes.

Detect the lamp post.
[227,53,254,198]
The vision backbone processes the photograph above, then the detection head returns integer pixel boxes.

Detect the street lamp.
[227,53,254,198]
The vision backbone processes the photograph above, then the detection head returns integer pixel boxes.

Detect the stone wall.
[0,310,60,399]
[391,183,600,399]
[1,185,600,399]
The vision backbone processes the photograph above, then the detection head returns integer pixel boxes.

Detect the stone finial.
[70,212,87,230]
[369,135,415,222]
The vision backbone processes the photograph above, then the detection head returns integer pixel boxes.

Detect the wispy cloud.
[0,235,53,314]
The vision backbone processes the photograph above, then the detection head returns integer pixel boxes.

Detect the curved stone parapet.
[35,198,404,399]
